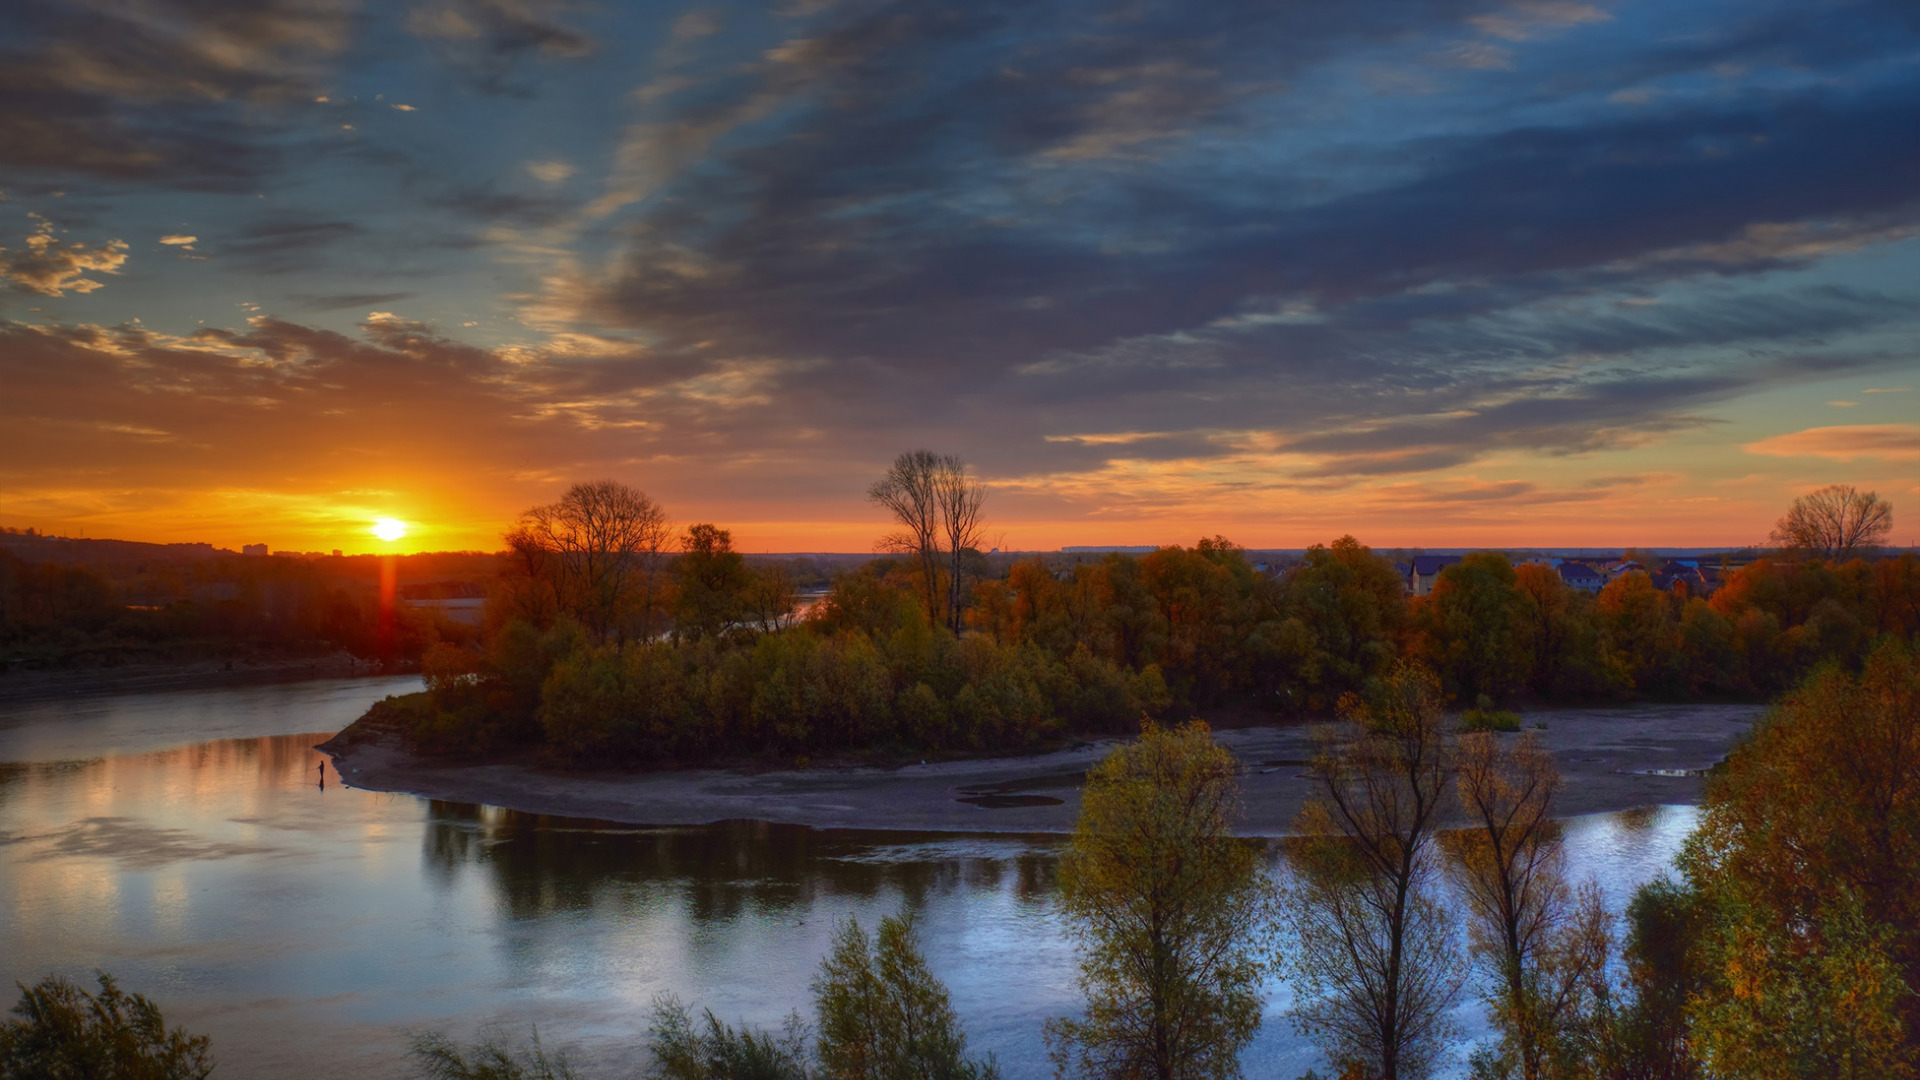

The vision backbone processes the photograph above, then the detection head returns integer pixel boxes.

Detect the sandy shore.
[321,702,1766,836]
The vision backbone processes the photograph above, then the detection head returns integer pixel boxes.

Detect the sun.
[371,518,407,542]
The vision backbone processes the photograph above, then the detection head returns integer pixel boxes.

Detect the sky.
[1,0,1916,554]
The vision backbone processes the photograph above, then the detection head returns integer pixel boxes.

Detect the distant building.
[1652,564,1717,597]
[1555,560,1606,593]
[332,549,343,558]
[1408,554,1463,596]
[242,543,268,556]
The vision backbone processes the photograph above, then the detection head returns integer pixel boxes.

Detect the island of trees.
[332,461,1915,771]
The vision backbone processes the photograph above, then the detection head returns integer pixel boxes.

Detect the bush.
[1459,708,1522,733]
[0,971,213,1080]
[409,1026,579,1080]
[646,998,809,1080]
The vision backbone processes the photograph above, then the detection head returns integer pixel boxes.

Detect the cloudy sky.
[2,0,1916,553]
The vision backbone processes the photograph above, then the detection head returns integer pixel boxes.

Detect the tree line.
[394,464,1915,765]
[13,642,1913,1079]
[0,545,491,669]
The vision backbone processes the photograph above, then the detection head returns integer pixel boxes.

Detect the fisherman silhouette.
[318,761,325,790]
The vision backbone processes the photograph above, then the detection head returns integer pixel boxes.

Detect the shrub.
[646,997,809,1080]
[1459,708,1522,733]
[410,1026,579,1080]
[0,971,213,1080]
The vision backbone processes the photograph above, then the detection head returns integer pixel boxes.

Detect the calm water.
[0,679,1699,1078]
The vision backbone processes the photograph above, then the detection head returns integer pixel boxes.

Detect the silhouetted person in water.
[318,761,325,790]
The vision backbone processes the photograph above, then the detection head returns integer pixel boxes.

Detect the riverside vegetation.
[367,470,1916,768]
[8,641,1914,1079]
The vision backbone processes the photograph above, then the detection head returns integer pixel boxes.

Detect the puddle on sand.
[956,794,1065,809]
[953,770,1081,809]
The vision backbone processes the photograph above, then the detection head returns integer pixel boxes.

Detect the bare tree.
[742,563,799,635]
[868,450,951,629]
[1447,732,1612,1080]
[509,480,671,642]
[1288,662,1465,1080]
[1769,484,1893,560]
[934,456,988,635]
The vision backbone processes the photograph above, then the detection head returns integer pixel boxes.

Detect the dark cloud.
[214,216,365,271]
[407,0,595,94]
[290,291,419,311]
[0,0,352,188]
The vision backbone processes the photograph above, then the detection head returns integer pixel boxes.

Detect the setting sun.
[371,518,407,543]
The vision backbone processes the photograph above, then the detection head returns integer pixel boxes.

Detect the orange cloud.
[1,219,128,296]
[1744,424,1920,463]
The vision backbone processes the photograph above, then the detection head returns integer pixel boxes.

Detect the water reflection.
[421,803,1062,924]
[1,679,1702,1080]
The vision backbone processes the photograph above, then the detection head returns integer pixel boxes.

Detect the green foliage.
[1421,553,1529,704]
[0,971,213,1080]
[677,524,754,643]
[410,526,1920,769]
[410,1026,580,1080]
[1458,708,1522,733]
[1274,536,1408,708]
[813,916,997,1080]
[1047,721,1274,1080]
[646,996,810,1080]
[1594,878,1710,1080]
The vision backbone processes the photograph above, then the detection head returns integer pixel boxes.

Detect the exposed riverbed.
[325,700,1764,835]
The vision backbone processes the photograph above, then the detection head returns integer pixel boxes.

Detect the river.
[0,678,1699,1078]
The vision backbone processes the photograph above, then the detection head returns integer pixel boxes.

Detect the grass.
[1459,707,1523,733]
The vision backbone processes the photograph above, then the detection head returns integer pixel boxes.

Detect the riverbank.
[0,652,396,706]
[321,702,1766,835]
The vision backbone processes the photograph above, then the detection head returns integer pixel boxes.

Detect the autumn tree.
[1287,662,1465,1080]
[1280,536,1410,705]
[1768,484,1893,560]
[644,914,991,1080]
[1594,879,1710,1080]
[1046,721,1275,1080]
[507,480,671,642]
[675,524,751,642]
[814,914,997,1080]
[741,562,800,634]
[0,971,213,1080]
[1596,572,1676,691]
[1446,732,1611,1080]
[1675,638,1920,1080]
[1420,553,1529,704]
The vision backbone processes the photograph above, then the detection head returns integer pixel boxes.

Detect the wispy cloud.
[1745,424,1920,463]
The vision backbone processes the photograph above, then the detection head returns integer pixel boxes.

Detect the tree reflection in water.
[421,802,1064,924]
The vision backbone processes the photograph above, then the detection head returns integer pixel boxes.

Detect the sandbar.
[320,702,1766,835]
